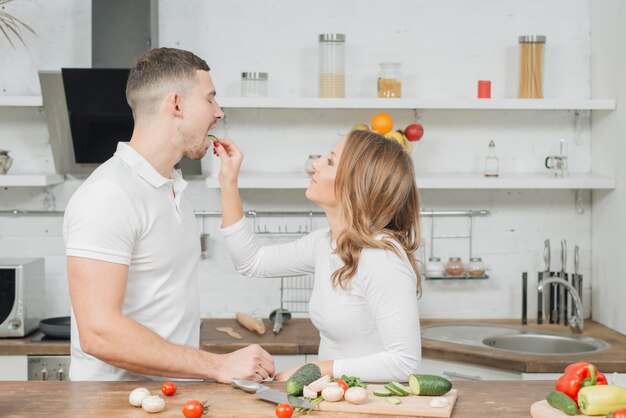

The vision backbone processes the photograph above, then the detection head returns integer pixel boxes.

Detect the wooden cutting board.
[318,385,457,417]
[530,400,586,418]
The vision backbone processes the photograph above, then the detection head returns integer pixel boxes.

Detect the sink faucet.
[538,277,584,334]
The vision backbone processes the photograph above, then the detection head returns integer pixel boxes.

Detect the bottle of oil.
[484,140,499,177]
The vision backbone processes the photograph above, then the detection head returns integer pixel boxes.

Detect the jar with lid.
[241,72,268,97]
[319,34,345,98]
[426,257,444,277]
[378,63,401,98]
[468,257,486,277]
[304,155,321,176]
[518,35,546,99]
[484,140,499,177]
[445,257,464,276]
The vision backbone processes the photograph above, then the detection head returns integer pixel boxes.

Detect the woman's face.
[305,138,346,209]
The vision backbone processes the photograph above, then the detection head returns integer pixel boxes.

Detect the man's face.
[178,70,224,160]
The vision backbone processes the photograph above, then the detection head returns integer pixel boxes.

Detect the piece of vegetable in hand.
[308,375,331,393]
[322,382,344,402]
[344,387,368,405]
[546,390,578,416]
[129,387,151,407]
[182,400,210,418]
[141,395,165,413]
[275,403,293,418]
[161,381,176,396]
[207,134,219,143]
[430,397,450,408]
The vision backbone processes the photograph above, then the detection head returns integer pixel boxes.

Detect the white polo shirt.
[63,142,201,381]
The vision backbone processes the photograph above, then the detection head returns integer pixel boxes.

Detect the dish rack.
[251,212,317,314]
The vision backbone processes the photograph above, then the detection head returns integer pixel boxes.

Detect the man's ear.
[165,92,183,117]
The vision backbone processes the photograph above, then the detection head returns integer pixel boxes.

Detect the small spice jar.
[378,63,402,98]
[304,155,321,176]
[468,257,486,276]
[241,72,268,97]
[426,257,445,277]
[445,257,464,276]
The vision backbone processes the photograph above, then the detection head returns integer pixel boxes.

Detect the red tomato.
[161,381,177,396]
[335,379,349,393]
[275,403,293,418]
[182,400,208,418]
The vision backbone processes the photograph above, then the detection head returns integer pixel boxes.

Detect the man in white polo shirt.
[63,48,274,381]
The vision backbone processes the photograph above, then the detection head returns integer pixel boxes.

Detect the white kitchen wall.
[0,0,599,323]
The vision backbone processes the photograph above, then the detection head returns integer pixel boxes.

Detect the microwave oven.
[0,258,45,337]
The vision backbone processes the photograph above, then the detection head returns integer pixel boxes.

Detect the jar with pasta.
[378,63,401,98]
[319,34,345,98]
[518,35,546,99]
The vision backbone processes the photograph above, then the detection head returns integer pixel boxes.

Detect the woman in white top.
[215,129,422,382]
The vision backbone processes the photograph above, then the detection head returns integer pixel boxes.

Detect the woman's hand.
[214,138,243,188]
[273,366,300,382]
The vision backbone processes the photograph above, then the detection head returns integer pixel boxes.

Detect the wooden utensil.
[236,312,266,335]
[530,400,586,418]
[216,327,242,339]
[318,385,458,417]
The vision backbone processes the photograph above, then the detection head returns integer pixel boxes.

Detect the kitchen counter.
[0,380,554,417]
[3,318,626,373]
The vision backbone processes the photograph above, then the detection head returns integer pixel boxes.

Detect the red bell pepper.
[608,408,626,418]
[555,362,607,403]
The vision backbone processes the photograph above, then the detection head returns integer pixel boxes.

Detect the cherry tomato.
[275,403,293,418]
[182,400,209,418]
[161,381,177,396]
[335,379,349,393]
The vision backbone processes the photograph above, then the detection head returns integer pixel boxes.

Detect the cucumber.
[408,374,453,396]
[546,391,578,416]
[388,382,411,396]
[385,383,408,397]
[385,397,402,405]
[285,363,322,396]
[373,389,393,397]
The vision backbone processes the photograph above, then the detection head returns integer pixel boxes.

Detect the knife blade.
[230,379,316,409]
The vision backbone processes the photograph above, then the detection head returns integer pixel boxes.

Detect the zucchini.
[408,374,453,396]
[385,397,402,405]
[285,363,322,396]
[385,383,408,397]
[373,389,393,397]
[388,382,411,396]
[546,391,578,416]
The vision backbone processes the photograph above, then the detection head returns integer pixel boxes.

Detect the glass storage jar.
[319,33,345,98]
[468,257,486,276]
[426,257,444,277]
[518,35,546,99]
[445,257,464,276]
[378,63,401,98]
[305,155,321,176]
[241,72,268,97]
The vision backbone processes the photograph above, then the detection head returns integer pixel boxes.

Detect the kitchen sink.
[422,324,610,355]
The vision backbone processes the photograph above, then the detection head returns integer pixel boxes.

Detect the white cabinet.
[420,358,521,381]
[0,355,28,381]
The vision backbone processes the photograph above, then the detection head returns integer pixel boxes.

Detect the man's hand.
[215,138,243,189]
[213,344,275,383]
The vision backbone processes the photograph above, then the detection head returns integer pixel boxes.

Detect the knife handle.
[230,379,261,393]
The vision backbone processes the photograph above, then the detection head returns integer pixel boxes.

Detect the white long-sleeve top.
[221,216,421,382]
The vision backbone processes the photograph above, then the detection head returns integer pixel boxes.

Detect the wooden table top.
[0,380,555,418]
[2,318,625,373]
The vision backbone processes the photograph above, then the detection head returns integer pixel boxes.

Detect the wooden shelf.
[205,172,615,190]
[217,98,616,110]
[0,96,43,107]
[0,175,64,187]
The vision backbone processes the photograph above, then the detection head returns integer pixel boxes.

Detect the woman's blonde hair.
[332,130,422,294]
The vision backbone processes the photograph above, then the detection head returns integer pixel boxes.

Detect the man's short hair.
[126,47,210,118]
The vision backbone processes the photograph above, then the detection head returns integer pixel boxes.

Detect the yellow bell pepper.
[578,385,626,416]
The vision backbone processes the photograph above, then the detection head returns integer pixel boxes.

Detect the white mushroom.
[142,395,165,413]
[344,386,368,405]
[321,382,344,402]
[128,387,150,407]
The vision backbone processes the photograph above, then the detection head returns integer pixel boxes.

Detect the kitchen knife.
[230,379,316,409]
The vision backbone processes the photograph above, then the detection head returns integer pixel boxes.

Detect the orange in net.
[370,113,394,135]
